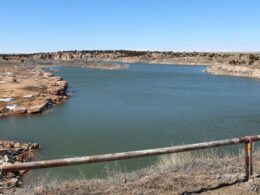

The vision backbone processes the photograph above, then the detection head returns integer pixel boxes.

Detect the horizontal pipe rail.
[1,135,260,172]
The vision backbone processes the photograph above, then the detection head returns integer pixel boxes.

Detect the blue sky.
[1,0,260,53]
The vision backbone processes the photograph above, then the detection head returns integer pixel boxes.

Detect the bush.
[249,60,255,65]
[222,54,229,58]
[249,54,259,61]
[2,55,9,60]
[229,60,238,65]
[209,53,215,58]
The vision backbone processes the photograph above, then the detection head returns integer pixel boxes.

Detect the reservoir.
[1,63,260,179]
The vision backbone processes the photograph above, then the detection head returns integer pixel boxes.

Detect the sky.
[0,0,260,53]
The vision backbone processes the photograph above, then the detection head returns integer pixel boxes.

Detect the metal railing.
[1,135,260,180]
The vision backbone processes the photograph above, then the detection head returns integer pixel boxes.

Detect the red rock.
[13,107,27,114]
[28,101,49,114]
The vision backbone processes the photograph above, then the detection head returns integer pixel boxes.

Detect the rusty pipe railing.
[1,135,260,180]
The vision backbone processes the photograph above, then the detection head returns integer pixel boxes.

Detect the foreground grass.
[6,148,260,195]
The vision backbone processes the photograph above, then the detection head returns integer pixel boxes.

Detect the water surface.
[1,63,260,178]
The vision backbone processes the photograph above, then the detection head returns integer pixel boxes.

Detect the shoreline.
[205,64,260,79]
[1,51,259,79]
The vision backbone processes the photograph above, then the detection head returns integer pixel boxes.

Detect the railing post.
[244,137,253,181]
[249,140,253,176]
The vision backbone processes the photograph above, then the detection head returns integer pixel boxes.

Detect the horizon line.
[1,49,260,55]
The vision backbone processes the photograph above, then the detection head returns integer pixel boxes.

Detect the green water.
[1,63,260,179]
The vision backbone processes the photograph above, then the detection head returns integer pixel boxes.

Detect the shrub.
[229,60,237,65]
[249,54,259,61]
[249,60,255,65]
[209,53,215,58]
[2,55,9,60]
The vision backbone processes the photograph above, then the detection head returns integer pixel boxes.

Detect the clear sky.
[1,0,260,53]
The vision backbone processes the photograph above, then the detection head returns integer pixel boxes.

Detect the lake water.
[1,63,260,179]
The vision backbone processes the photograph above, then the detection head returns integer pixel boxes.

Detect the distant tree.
[209,53,215,58]
[192,52,198,56]
[2,55,8,60]
[249,54,259,61]
[223,54,230,58]
[249,60,255,65]
[240,60,246,64]
[229,60,237,65]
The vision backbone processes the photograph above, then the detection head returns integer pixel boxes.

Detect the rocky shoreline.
[0,141,40,191]
[205,64,260,79]
[0,64,68,118]
[1,51,260,79]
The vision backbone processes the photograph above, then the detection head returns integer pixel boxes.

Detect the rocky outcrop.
[54,81,68,95]
[0,65,69,118]
[13,107,27,115]
[28,101,50,114]
[205,64,260,79]
[0,141,40,189]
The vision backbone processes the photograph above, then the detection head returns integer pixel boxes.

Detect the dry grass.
[156,149,219,170]
[6,148,260,194]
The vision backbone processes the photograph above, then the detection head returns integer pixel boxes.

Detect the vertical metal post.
[244,138,253,180]
[249,140,253,176]
[245,142,249,180]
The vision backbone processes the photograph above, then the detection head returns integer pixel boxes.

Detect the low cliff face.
[205,64,260,79]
